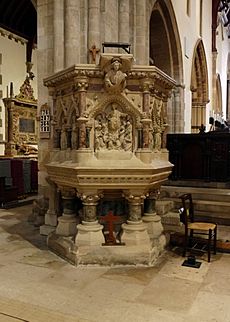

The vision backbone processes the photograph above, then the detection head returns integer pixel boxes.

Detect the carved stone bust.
[104,58,127,93]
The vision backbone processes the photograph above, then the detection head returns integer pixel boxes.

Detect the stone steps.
[160,185,230,226]
[161,185,230,202]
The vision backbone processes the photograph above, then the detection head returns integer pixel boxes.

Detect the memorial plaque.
[19,118,35,133]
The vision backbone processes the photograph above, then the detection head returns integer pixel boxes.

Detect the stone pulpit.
[43,54,176,265]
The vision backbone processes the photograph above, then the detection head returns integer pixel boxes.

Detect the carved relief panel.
[94,103,133,152]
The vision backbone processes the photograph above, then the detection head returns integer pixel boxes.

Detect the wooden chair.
[179,193,217,262]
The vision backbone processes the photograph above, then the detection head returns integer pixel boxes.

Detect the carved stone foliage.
[94,103,133,151]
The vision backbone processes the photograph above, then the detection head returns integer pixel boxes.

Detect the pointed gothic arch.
[190,39,209,133]
[149,0,184,133]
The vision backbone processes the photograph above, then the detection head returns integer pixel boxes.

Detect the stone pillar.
[88,0,100,55]
[40,178,58,235]
[121,193,150,245]
[212,51,218,117]
[169,85,185,133]
[142,82,151,149]
[135,0,148,64]
[56,187,77,236]
[75,193,104,246]
[76,79,89,150]
[119,0,130,43]
[64,0,81,66]
[142,191,165,248]
[78,79,88,116]
[53,0,64,72]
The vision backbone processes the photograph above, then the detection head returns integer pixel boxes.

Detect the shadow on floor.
[0,204,47,250]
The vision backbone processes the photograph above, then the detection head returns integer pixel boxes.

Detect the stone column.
[53,0,64,72]
[76,79,89,150]
[135,0,148,64]
[212,51,218,117]
[64,0,81,66]
[88,0,100,57]
[75,193,104,246]
[119,0,130,44]
[172,85,185,133]
[142,81,151,149]
[142,191,166,254]
[56,187,77,236]
[40,178,58,235]
[78,79,88,116]
[121,193,150,245]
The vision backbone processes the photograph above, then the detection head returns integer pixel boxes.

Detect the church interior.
[0,0,230,321]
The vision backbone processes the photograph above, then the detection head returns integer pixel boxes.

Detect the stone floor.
[0,205,230,322]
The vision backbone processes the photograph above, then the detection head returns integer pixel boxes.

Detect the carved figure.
[153,126,162,150]
[108,104,124,132]
[79,123,86,148]
[17,144,38,155]
[94,104,133,151]
[60,128,67,150]
[124,121,132,151]
[89,44,100,64]
[119,123,126,146]
[152,99,164,151]
[95,120,107,150]
[71,123,78,149]
[105,58,127,93]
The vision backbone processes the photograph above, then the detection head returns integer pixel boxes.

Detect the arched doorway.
[191,40,209,133]
[149,0,184,133]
